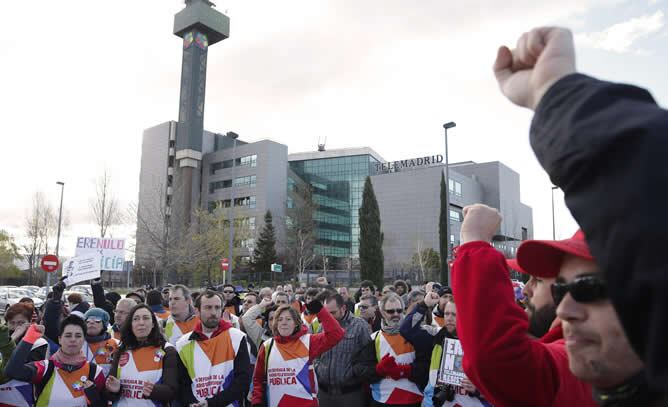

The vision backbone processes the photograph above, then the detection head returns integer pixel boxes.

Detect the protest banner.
[62,254,102,286]
[75,237,125,271]
[437,337,466,386]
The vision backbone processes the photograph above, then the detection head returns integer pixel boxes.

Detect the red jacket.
[452,241,597,407]
[251,306,344,406]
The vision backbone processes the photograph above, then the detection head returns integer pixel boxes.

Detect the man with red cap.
[452,203,596,407]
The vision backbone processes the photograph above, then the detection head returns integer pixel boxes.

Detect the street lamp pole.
[443,122,456,286]
[52,181,65,291]
[551,186,558,240]
[227,131,239,284]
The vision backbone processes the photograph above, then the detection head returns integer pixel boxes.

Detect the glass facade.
[289,154,380,260]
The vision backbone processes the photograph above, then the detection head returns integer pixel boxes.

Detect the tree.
[411,243,441,283]
[23,192,56,284]
[91,169,121,238]
[251,211,278,282]
[358,176,384,288]
[286,186,317,282]
[438,172,448,285]
[0,230,22,280]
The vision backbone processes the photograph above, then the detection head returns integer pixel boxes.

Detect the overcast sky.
[1,0,666,258]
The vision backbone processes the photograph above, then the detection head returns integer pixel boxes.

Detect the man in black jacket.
[492,27,668,393]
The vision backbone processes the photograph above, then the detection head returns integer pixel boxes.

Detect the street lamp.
[52,181,65,290]
[551,186,558,240]
[443,122,456,286]
[227,131,239,284]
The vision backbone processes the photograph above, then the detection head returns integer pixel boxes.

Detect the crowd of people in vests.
[1,25,667,407]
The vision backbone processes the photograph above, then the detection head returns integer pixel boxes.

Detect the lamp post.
[52,181,65,290]
[551,186,558,240]
[443,122,456,285]
[227,131,239,284]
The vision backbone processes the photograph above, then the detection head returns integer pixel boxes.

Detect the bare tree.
[91,169,120,238]
[286,186,317,282]
[23,192,56,284]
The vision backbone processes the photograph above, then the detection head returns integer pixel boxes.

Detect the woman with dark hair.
[146,290,171,321]
[5,316,107,406]
[251,299,344,407]
[105,303,178,406]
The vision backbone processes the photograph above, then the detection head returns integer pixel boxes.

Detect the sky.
[1,0,667,259]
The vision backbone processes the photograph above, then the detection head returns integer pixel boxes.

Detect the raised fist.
[460,204,502,245]
[494,27,576,110]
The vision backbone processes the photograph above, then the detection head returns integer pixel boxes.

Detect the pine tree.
[251,210,278,282]
[439,172,449,285]
[358,176,384,288]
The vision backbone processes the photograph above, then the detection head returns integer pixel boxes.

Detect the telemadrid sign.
[374,154,444,172]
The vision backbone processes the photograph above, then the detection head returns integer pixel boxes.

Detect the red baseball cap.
[506,258,525,274]
[516,230,594,278]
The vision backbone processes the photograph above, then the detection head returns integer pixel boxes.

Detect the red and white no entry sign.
[220,258,229,271]
[40,254,59,273]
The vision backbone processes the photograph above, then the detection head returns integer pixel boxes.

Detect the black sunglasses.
[384,308,403,315]
[551,274,607,305]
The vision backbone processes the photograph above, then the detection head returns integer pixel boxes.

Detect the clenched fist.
[461,204,502,245]
[494,27,576,110]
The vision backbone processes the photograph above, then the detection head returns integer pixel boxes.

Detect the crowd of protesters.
[1,24,667,407]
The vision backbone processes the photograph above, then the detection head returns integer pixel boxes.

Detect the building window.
[234,175,256,188]
[287,197,294,209]
[208,199,232,212]
[449,179,462,197]
[210,160,234,174]
[449,209,462,222]
[236,154,257,168]
[234,196,256,208]
[209,179,232,193]
[288,177,297,192]
[522,227,528,240]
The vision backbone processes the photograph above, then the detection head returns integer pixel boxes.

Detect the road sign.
[220,258,229,271]
[40,254,59,273]
[271,263,282,273]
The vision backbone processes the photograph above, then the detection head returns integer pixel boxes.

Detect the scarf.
[51,348,87,369]
[85,331,111,344]
[381,317,403,335]
[150,304,166,314]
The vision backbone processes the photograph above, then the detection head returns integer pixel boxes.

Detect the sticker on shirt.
[154,349,166,362]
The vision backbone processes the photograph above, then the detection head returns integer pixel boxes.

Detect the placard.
[62,254,102,286]
[437,337,466,386]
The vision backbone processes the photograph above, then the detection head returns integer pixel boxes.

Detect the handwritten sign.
[62,254,101,286]
[75,237,125,272]
[437,338,466,386]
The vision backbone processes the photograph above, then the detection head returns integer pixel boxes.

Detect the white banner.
[62,254,102,286]
[75,237,125,271]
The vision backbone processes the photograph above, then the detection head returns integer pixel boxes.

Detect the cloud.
[576,10,664,53]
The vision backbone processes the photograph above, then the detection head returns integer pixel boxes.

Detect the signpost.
[40,255,59,273]
[220,258,229,284]
[271,263,282,273]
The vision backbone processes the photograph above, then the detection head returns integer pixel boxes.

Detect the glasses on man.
[358,304,370,310]
[551,274,607,305]
[384,308,403,315]
[223,290,234,294]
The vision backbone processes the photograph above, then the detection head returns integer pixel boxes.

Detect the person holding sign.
[251,298,344,407]
[400,293,489,407]
[4,318,107,406]
[452,204,596,407]
[105,304,179,406]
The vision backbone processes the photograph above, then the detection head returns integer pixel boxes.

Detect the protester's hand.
[259,297,273,309]
[305,299,323,314]
[10,322,29,344]
[424,292,440,308]
[461,377,477,394]
[22,324,44,344]
[52,281,66,301]
[142,381,154,397]
[460,204,502,245]
[106,376,121,393]
[375,354,398,377]
[190,401,207,407]
[494,27,576,110]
